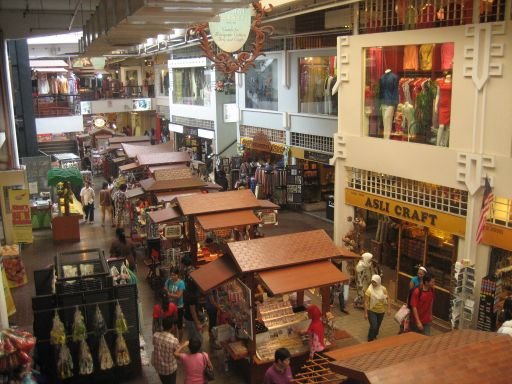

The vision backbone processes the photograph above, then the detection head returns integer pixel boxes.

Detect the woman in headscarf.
[364,275,390,341]
[355,252,380,308]
[301,304,325,358]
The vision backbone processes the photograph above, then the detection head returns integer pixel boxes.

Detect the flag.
[476,177,494,243]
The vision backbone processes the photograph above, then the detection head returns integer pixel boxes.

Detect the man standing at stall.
[80,181,95,224]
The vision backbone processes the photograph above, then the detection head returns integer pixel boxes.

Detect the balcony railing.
[79,85,154,101]
[33,94,81,118]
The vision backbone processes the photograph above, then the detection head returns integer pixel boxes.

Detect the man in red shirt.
[410,273,435,335]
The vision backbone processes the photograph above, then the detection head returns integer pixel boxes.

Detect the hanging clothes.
[403,45,419,71]
[419,44,434,71]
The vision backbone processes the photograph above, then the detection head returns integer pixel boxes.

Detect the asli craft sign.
[209,8,252,53]
[345,188,466,236]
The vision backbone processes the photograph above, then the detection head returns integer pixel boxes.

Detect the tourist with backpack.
[410,273,435,335]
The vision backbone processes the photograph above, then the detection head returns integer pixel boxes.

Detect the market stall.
[121,141,173,160]
[47,167,83,242]
[190,229,350,383]
[326,330,511,384]
[137,151,191,168]
[108,135,150,150]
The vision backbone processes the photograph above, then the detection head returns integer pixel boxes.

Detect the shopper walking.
[99,182,113,227]
[364,275,390,341]
[109,228,136,271]
[183,279,204,343]
[165,268,185,340]
[80,181,95,224]
[299,304,325,358]
[264,348,293,384]
[153,290,178,334]
[410,273,435,335]
[152,317,179,384]
[354,252,381,309]
[113,183,128,229]
[174,337,213,384]
[409,266,428,290]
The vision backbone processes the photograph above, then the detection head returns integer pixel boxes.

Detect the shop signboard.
[345,188,466,237]
[304,150,332,164]
[209,8,252,53]
[80,101,92,115]
[164,224,183,239]
[223,103,238,123]
[257,210,278,226]
[169,123,184,134]
[241,137,286,155]
[183,127,198,136]
[9,189,33,244]
[168,57,208,69]
[481,223,512,251]
[132,98,152,111]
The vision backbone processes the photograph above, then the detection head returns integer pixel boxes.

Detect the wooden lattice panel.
[154,167,192,181]
[228,229,342,273]
[292,354,346,384]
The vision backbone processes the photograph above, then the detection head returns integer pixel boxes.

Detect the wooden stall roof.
[155,190,202,203]
[204,182,223,191]
[258,261,349,295]
[325,332,426,362]
[125,187,144,200]
[147,207,182,224]
[228,229,342,273]
[109,135,149,144]
[122,141,173,158]
[328,330,512,384]
[137,151,191,166]
[196,210,261,231]
[176,189,259,216]
[256,199,280,210]
[140,177,207,192]
[148,164,189,173]
[119,162,140,172]
[190,256,238,293]
[335,247,360,259]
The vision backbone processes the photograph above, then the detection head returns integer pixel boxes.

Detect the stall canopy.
[140,177,207,192]
[258,261,349,295]
[122,141,173,159]
[47,167,83,186]
[119,162,140,172]
[190,256,238,293]
[148,164,189,174]
[197,210,261,231]
[109,135,150,149]
[155,190,202,203]
[256,200,281,210]
[228,229,343,273]
[176,189,259,216]
[137,151,191,166]
[147,207,183,224]
[327,330,512,384]
[125,187,144,200]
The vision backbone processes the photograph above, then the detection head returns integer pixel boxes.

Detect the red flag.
[476,177,494,243]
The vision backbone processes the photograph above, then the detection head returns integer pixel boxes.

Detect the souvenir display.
[115,302,129,334]
[78,340,94,375]
[92,305,107,337]
[115,334,131,366]
[98,335,114,370]
[50,311,66,346]
[57,344,73,379]
[72,307,87,342]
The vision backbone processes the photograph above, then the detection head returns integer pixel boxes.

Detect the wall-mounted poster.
[132,98,152,111]
[8,189,32,243]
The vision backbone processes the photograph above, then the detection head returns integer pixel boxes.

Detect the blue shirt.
[379,71,399,105]
[165,279,185,308]
[411,276,420,288]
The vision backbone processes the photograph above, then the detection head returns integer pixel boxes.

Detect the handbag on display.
[394,304,410,324]
[202,352,215,381]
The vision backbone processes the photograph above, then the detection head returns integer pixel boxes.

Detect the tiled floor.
[11,202,442,383]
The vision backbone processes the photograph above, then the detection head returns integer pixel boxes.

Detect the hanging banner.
[9,189,33,244]
[209,8,252,53]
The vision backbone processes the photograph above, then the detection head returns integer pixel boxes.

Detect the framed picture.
[164,224,183,239]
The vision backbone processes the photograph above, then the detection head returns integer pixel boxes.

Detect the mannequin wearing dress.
[435,74,452,146]
[379,69,399,139]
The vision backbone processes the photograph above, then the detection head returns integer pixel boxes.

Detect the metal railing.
[33,94,81,118]
[79,85,151,101]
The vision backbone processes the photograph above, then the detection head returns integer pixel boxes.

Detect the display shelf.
[477,276,502,332]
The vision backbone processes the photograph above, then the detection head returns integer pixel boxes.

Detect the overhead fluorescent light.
[33,67,69,72]
[30,59,68,67]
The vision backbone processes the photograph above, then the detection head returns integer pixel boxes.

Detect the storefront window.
[172,67,212,106]
[159,69,169,96]
[245,58,278,110]
[299,56,337,116]
[363,43,454,146]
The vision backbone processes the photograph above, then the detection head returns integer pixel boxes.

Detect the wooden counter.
[52,215,81,242]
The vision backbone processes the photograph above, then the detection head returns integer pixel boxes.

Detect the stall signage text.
[345,189,466,236]
[481,223,512,251]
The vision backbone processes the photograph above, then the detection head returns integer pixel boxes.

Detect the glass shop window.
[159,69,169,96]
[172,67,212,106]
[299,56,337,116]
[245,58,278,111]
[363,43,454,147]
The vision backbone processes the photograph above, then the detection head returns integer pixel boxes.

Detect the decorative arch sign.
[209,8,252,53]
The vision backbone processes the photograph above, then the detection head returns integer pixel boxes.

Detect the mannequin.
[435,74,452,146]
[379,69,399,139]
